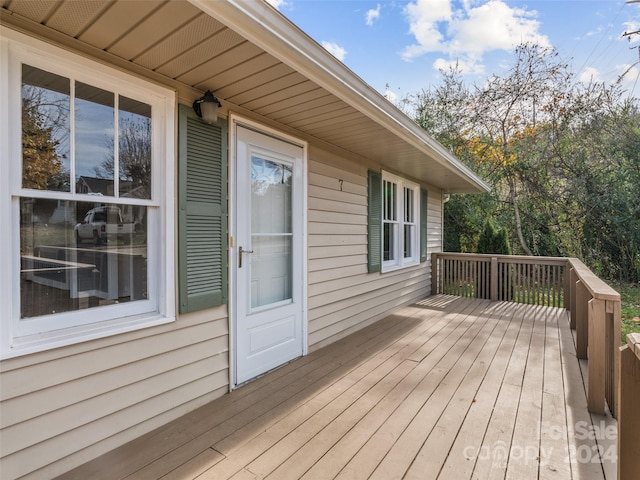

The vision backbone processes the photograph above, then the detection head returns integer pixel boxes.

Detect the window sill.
[2,313,175,360]
[381,261,421,274]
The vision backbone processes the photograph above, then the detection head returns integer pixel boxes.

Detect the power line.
[576,2,626,77]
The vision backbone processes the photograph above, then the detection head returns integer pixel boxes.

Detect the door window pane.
[250,235,292,308]
[250,157,293,308]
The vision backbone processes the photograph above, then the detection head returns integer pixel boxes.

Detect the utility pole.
[622,0,640,62]
[622,29,640,63]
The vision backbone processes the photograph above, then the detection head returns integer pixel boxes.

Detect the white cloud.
[265,0,287,10]
[447,1,549,55]
[402,0,452,58]
[366,4,381,26]
[322,41,347,61]
[401,0,550,74]
[579,66,602,83]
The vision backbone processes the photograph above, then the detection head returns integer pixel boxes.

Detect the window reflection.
[21,65,70,192]
[76,82,115,193]
[21,65,153,200]
[119,96,152,199]
[19,198,147,318]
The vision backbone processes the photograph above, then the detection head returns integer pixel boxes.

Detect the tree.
[470,43,572,255]
[408,42,640,283]
[477,218,511,255]
[22,94,62,190]
[96,116,152,198]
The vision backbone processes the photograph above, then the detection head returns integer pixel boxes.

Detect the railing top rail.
[432,252,620,302]
[433,252,567,266]
[568,258,620,301]
[627,333,640,361]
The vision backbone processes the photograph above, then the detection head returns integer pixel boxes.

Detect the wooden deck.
[58,296,614,480]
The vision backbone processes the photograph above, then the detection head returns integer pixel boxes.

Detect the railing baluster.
[551,265,556,307]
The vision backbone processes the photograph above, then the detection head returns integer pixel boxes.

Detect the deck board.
[56,296,609,480]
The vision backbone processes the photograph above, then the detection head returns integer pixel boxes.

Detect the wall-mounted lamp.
[192,90,222,124]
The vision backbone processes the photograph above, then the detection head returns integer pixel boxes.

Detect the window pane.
[384,223,395,261]
[76,82,114,194]
[405,187,414,223]
[383,180,398,222]
[119,96,152,199]
[20,198,147,318]
[404,224,414,258]
[22,65,71,191]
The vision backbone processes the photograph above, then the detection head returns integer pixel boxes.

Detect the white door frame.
[228,114,308,389]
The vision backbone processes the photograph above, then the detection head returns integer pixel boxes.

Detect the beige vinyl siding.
[0,307,229,479]
[429,189,444,258]
[307,146,443,351]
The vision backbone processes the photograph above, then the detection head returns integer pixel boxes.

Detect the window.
[381,172,420,271]
[1,31,175,357]
[367,170,427,273]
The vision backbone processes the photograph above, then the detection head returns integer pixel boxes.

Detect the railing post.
[618,334,640,480]
[431,252,439,296]
[587,298,605,414]
[608,299,621,418]
[569,267,577,329]
[575,280,589,360]
[490,257,498,301]
[563,262,570,309]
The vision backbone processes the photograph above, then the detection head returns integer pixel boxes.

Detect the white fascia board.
[188,0,490,193]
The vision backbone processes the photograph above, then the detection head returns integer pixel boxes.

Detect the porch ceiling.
[0,0,489,194]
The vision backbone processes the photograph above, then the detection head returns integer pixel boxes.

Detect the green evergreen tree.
[477,218,511,255]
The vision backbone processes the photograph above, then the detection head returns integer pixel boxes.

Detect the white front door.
[234,125,305,385]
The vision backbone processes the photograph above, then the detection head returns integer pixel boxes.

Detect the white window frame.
[0,29,175,358]
[381,171,420,272]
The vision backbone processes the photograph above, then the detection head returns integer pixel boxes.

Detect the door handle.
[239,246,254,268]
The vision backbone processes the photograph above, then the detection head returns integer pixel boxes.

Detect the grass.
[612,281,640,344]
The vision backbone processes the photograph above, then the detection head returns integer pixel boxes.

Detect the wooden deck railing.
[618,333,640,479]
[431,252,640,479]
[431,253,568,307]
[566,258,621,417]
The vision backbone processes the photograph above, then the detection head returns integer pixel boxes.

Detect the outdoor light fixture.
[192,90,222,124]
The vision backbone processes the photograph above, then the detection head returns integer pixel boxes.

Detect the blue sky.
[266,0,640,102]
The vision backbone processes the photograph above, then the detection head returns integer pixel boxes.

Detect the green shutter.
[178,104,228,313]
[420,188,428,262]
[368,170,382,273]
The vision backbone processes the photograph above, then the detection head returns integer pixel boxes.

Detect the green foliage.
[612,281,640,344]
[477,218,511,255]
[411,43,640,283]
